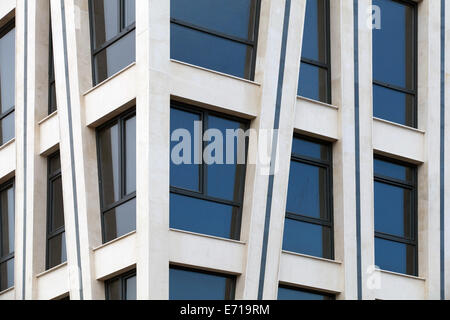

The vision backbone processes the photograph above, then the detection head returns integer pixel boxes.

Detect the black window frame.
[48,16,57,115]
[170,265,236,300]
[0,179,15,292]
[374,154,418,276]
[105,269,136,300]
[284,134,334,260]
[372,0,418,128]
[0,19,16,146]
[278,284,335,300]
[170,101,250,241]
[170,0,262,81]
[298,0,332,104]
[45,151,66,270]
[88,0,136,86]
[96,107,136,244]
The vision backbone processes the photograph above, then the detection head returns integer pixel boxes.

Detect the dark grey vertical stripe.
[257,0,291,300]
[440,0,446,301]
[60,0,84,299]
[21,0,28,299]
[353,0,363,300]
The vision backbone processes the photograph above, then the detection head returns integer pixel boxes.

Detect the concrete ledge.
[279,251,343,294]
[374,269,426,300]
[39,111,60,155]
[0,139,15,181]
[36,263,69,300]
[0,286,14,300]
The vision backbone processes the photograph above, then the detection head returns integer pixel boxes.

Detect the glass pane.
[206,116,247,202]
[0,111,15,145]
[298,62,328,103]
[286,161,328,219]
[49,154,61,174]
[0,259,14,291]
[92,0,120,48]
[0,28,15,114]
[171,23,253,79]
[103,198,136,242]
[99,123,120,207]
[125,115,136,194]
[124,0,136,27]
[106,277,121,300]
[170,268,233,300]
[47,232,67,269]
[373,84,414,127]
[51,177,65,231]
[170,193,239,239]
[1,186,14,255]
[278,286,332,300]
[125,275,136,300]
[375,181,412,238]
[49,83,57,114]
[373,0,414,90]
[291,136,329,161]
[282,218,332,259]
[94,30,136,84]
[171,0,256,40]
[374,158,413,183]
[375,237,416,275]
[170,108,201,192]
[301,0,327,63]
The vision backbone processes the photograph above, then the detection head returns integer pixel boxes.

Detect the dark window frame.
[170,265,236,300]
[48,16,57,115]
[374,154,418,276]
[105,269,136,300]
[170,0,262,81]
[96,107,136,244]
[170,101,250,241]
[284,134,334,260]
[45,152,66,270]
[372,0,418,128]
[299,0,332,104]
[278,284,335,300]
[0,178,15,291]
[0,19,15,146]
[88,0,136,86]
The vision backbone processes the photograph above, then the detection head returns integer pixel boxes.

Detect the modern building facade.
[0,0,449,300]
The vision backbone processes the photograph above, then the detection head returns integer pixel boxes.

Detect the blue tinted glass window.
[170,267,235,300]
[106,270,136,300]
[374,157,417,276]
[0,24,15,146]
[90,0,136,85]
[0,180,14,292]
[282,136,333,259]
[278,286,333,300]
[170,104,248,240]
[372,0,416,127]
[170,0,259,80]
[298,0,330,103]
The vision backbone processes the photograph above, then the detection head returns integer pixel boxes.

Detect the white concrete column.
[234,0,287,300]
[444,0,450,300]
[50,0,103,300]
[260,0,307,300]
[330,0,358,300]
[135,0,171,299]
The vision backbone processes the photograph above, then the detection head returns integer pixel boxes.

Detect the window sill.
[296,95,339,110]
[169,228,246,246]
[378,268,426,281]
[0,286,14,297]
[36,262,68,279]
[373,117,425,134]
[281,250,342,265]
[170,59,261,87]
[38,110,58,125]
[0,137,15,152]
[93,230,137,252]
[83,62,136,96]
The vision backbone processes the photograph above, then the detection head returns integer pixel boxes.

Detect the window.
[105,270,136,300]
[170,266,235,300]
[0,21,15,146]
[46,152,67,270]
[372,0,417,127]
[298,0,331,103]
[97,108,136,243]
[170,0,260,80]
[278,285,334,300]
[374,156,417,276]
[89,0,136,85]
[170,102,249,240]
[282,136,333,259]
[0,180,14,292]
[48,17,57,114]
